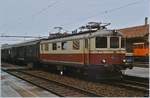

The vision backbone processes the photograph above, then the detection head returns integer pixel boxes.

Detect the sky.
[0,0,149,44]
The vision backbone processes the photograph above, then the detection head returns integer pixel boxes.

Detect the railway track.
[122,79,148,88]
[2,67,148,97]
[123,75,149,84]
[3,70,101,97]
[121,75,149,92]
[123,75,149,88]
[109,80,149,92]
[101,75,149,93]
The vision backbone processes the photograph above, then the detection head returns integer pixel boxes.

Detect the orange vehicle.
[133,42,149,62]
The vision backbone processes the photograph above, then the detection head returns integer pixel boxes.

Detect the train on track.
[1,23,133,79]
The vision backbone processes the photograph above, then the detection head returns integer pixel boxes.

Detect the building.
[117,17,149,63]
[118,17,149,53]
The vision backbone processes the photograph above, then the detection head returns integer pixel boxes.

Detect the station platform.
[1,66,29,71]
[124,67,149,78]
[1,62,30,71]
[1,71,58,97]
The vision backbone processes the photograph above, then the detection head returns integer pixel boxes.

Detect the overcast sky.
[0,0,149,44]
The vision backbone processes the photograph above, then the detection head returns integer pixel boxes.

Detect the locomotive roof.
[41,29,123,43]
[13,40,39,47]
[48,29,97,40]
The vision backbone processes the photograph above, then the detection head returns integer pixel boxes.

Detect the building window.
[61,41,67,50]
[73,40,80,50]
[95,37,107,48]
[44,43,49,51]
[85,39,88,48]
[110,37,119,48]
[52,43,57,50]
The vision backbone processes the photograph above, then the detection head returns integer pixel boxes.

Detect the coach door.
[84,39,90,65]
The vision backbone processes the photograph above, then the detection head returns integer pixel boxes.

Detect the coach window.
[44,43,49,51]
[41,44,44,51]
[110,37,119,48]
[52,43,57,50]
[62,41,67,50]
[95,37,107,48]
[73,40,80,50]
[8,49,11,54]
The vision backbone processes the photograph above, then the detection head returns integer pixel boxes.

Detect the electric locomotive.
[39,23,133,79]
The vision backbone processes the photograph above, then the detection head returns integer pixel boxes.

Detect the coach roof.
[1,39,44,49]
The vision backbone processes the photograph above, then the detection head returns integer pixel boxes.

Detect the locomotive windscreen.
[121,38,125,48]
[96,37,107,48]
[110,37,119,48]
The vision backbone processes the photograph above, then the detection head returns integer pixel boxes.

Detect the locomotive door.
[84,39,90,65]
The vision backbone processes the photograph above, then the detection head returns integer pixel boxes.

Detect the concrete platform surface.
[124,67,149,78]
[1,66,29,71]
[1,71,58,97]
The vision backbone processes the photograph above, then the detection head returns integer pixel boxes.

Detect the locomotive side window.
[44,43,49,51]
[121,38,125,48]
[85,39,88,48]
[61,41,67,50]
[73,40,80,50]
[110,37,119,48]
[95,37,107,48]
[52,43,57,50]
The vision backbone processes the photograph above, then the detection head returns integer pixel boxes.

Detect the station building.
[117,17,149,63]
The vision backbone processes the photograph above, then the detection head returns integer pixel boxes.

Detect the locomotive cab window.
[62,41,67,50]
[110,37,119,48]
[52,43,57,50]
[95,37,107,48]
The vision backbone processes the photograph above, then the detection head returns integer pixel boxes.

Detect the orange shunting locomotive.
[133,42,149,62]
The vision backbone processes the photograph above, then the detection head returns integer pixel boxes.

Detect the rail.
[3,70,101,97]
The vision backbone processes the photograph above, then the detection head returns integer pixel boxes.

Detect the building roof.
[117,24,149,38]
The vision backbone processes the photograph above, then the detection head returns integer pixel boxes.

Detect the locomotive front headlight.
[122,59,126,63]
[102,59,106,64]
